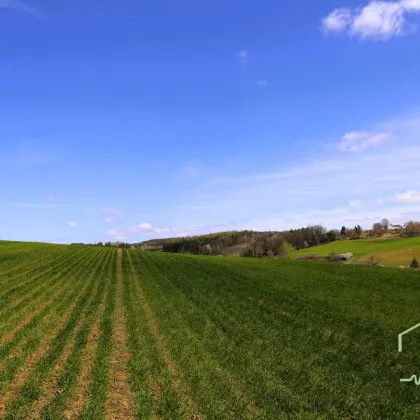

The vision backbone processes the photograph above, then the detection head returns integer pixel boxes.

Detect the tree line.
[71,218,420,258]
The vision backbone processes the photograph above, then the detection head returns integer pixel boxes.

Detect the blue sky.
[1,0,420,244]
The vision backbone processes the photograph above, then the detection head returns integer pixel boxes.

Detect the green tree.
[278,242,295,259]
[340,226,346,238]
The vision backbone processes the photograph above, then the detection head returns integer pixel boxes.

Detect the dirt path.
[105,249,135,419]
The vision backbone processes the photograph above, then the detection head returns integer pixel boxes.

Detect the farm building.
[389,223,403,232]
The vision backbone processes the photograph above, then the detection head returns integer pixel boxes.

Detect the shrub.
[241,247,254,258]
[328,252,341,262]
[369,255,380,266]
[278,242,295,259]
[410,257,419,269]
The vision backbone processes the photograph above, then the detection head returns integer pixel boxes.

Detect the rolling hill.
[294,237,420,266]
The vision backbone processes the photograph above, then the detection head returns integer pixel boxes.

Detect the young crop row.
[123,250,420,419]
[2,244,420,418]
[0,247,115,417]
[0,242,65,275]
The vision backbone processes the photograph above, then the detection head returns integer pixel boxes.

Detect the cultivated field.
[1,241,420,418]
[295,237,420,266]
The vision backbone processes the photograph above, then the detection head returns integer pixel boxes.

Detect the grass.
[1,242,420,418]
[294,236,420,266]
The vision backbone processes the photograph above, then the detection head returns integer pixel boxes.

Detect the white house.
[389,223,403,232]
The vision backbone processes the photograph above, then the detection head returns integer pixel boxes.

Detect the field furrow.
[0,247,86,305]
[130,251,260,418]
[105,249,135,419]
[127,251,200,419]
[0,249,101,364]
[0,249,108,417]
[0,248,96,340]
[2,241,420,418]
[139,252,310,416]
[122,250,180,418]
[78,249,118,418]
[32,249,114,419]
[1,249,109,419]
[0,246,82,288]
[0,245,68,276]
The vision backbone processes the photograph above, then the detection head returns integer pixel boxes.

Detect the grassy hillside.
[294,237,420,266]
[1,242,420,417]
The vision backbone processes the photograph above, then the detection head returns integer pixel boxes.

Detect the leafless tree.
[372,223,383,236]
[381,218,390,230]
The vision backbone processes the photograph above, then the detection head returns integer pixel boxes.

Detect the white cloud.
[396,190,420,202]
[171,112,420,232]
[338,131,390,152]
[104,228,129,241]
[322,8,353,32]
[0,202,99,208]
[256,80,269,87]
[349,199,363,207]
[102,207,124,216]
[403,0,420,11]
[105,218,114,223]
[155,227,170,234]
[351,1,406,39]
[0,0,44,17]
[322,0,420,40]
[137,223,153,230]
[67,221,80,228]
[186,223,203,231]
[235,50,249,72]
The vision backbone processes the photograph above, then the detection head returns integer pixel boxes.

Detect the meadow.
[294,237,420,266]
[1,241,420,418]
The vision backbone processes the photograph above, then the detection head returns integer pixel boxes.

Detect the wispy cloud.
[3,139,55,168]
[322,0,420,40]
[105,218,114,224]
[338,131,390,153]
[235,50,249,72]
[67,221,80,228]
[171,112,420,231]
[106,229,120,236]
[256,80,268,87]
[0,0,45,17]
[137,223,153,230]
[126,223,154,233]
[396,190,420,203]
[0,202,102,208]
[102,207,125,216]
[155,227,170,234]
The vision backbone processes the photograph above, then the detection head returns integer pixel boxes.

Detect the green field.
[294,237,420,266]
[1,241,420,418]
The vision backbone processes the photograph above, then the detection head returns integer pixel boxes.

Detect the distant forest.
[74,219,420,258]
[136,225,349,257]
[135,220,420,258]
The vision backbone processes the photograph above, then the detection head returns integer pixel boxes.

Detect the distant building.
[389,223,403,232]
